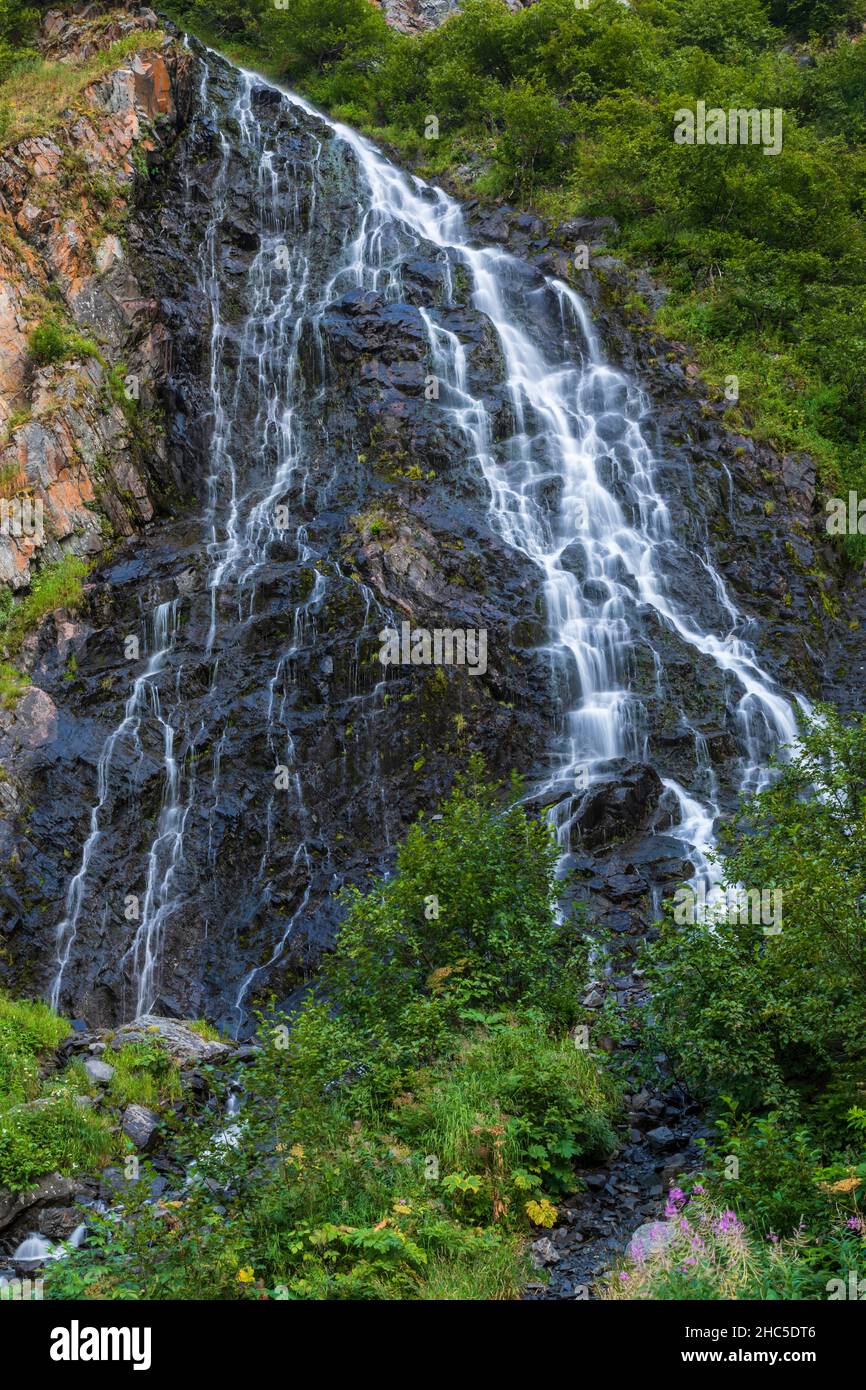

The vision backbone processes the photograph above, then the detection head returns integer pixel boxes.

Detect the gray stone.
[646,1125,677,1150]
[122,1103,160,1151]
[83,1057,115,1084]
[113,1016,232,1066]
[529,1237,560,1268]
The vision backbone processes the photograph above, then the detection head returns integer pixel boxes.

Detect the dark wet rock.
[0,1173,84,1234]
[646,1125,677,1151]
[98,1166,132,1204]
[570,765,663,850]
[37,1205,84,1240]
[122,1103,160,1151]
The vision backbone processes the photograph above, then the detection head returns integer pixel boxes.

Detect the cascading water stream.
[50,47,809,1025]
[51,600,182,1010]
[273,79,808,892]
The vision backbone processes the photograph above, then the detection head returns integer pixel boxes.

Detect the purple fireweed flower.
[715,1210,744,1236]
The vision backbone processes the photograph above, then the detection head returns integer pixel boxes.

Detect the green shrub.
[0,991,117,1193]
[27,316,103,367]
[0,1089,115,1193]
[0,658,28,709]
[108,1042,182,1109]
[644,707,866,1120]
[0,554,90,658]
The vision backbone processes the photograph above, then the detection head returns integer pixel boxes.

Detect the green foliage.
[645,707,866,1120]
[768,0,866,36]
[493,78,575,195]
[0,553,90,658]
[0,0,39,83]
[701,1103,832,1236]
[0,990,70,1108]
[44,762,617,1300]
[319,757,584,1052]
[0,990,115,1192]
[0,657,28,709]
[27,315,103,367]
[0,1087,115,1193]
[107,1042,182,1109]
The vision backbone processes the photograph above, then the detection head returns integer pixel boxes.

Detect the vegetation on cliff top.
[0,17,166,147]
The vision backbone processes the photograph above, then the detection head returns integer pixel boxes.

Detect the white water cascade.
[274,76,807,892]
[49,49,809,1022]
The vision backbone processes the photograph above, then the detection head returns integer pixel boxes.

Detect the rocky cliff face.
[0,6,863,1035]
[0,6,195,594]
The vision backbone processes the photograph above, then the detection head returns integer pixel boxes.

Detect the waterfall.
[259,71,808,886]
[49,48,808,1022]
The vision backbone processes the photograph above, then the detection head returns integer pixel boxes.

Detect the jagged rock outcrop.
[0,4,193,590]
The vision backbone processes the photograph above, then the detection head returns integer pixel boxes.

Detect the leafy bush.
[0,0,39,83]
[0,991,116,1192]
[27,316,102,367]
[0,1088,115,1193]
[0,990,71,1107]
[644,707,866,1120]
[108,1042,182,1109]
[318,756,586,1053]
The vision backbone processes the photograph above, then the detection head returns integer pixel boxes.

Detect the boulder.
[122,1103,160,1152]
[114,1016,232,1066]
[83,1057,114,1084]
[646,1125,677,1151]
[570,764,663,850]
[0,1174,82,1233]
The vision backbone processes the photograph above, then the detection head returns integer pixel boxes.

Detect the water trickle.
[12,1233,56,1268]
